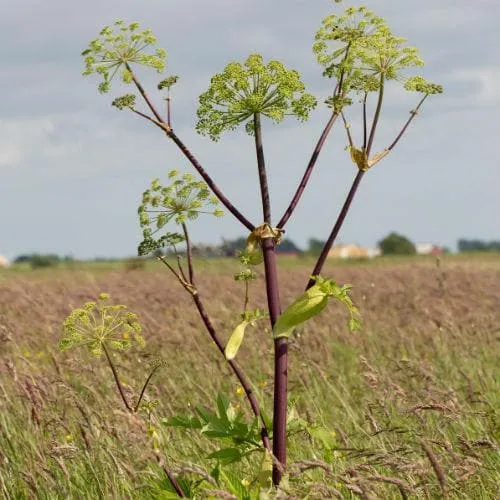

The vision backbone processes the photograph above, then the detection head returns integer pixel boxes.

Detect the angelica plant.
[76,1,442,491]
[60,293,185,496]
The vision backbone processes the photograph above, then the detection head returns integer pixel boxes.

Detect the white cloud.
[450,66,500,105]
[0,114,121,168]
[1,0,499,257]
[0,144,22,167]
[0,117,54,168]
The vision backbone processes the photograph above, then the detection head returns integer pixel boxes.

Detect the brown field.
[0,255,499,498]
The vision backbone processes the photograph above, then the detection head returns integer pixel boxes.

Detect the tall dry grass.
[0,257,498,498]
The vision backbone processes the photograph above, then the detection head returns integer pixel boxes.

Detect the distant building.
[366,247,382,258]
[276,251,300,257]
[0,255,10,268]
[416,243,442,256]
[328,244,369,259]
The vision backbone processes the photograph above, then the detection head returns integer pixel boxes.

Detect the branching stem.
[182,223,194,284]
[102,342,133,412]
[277,48,351,230]
[366,74,385,156]
[277,112,339,229]
[134,364,161,413]
[307,170,365,289]
[387,94,428,151]
[127,68,255,231]
[126,63,164,123]
[362,92,368,150]
[168,130,255,231]
[191,293,272,453]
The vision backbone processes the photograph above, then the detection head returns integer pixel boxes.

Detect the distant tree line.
[13,236,499,268]
[457,239,500,252]
[14,253,74,269]
[378,232,416,255]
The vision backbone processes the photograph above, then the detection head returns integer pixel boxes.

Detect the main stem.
[253,113,285,484]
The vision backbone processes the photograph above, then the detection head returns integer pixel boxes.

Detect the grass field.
[0,254,499,498]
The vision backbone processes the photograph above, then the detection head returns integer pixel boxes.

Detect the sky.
[1,0,498,260]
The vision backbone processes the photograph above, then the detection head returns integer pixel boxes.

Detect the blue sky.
[1,0,498,259]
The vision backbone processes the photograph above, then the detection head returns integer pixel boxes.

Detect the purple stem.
[253,113,285,484]
[307,170,365,289]
[168,130,255,231]
[277,112,340,229]
[191,293,272,452]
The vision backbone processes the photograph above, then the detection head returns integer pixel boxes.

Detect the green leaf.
[207,447,243,465]
[273,277,361,338]
[216,393,231,423]
[196,406,232,438]
[273,284,328,338]
[225,320,249,360]
[220,469,251,500]
[210,463,221,485]
[308,425,337,450]
[162,414,202,429]
[258,451,273,489]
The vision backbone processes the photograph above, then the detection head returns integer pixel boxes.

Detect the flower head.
[137,170,224,256]
[82,20,167,94]
[314,5,441,103]
[60,294,144,356]
[196,54,317,141]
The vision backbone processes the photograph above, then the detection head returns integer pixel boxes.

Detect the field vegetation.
[0,255,498,498]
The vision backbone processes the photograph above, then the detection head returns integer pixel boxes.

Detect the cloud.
[1,0,499,258]
[0,117,55,168]
[448,66,500,105]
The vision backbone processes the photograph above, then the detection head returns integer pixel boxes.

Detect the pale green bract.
[59,293,145,356]
[196,54,317,141]
[224,321,249,361]
[273,276,361,339]
[225,309,267,360]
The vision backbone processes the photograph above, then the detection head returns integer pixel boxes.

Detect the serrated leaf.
[258,451,273,489]
[207,447,243,465]
[225,320,249,360]
[220,469,251,500]
[273,284,328,338]
[216,393,232,424]
[309,426,337,450]
[162,414,202,429]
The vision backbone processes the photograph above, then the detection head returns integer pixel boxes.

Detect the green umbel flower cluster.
[60,293,145,357]
[234,269,257,282]
[112,93,137,110]
[137,170,224,256]
[82,20,167,94]
[314,6,441,104]
[158,75,179,91]
[196,54,317,141]
[404,76,443,95]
